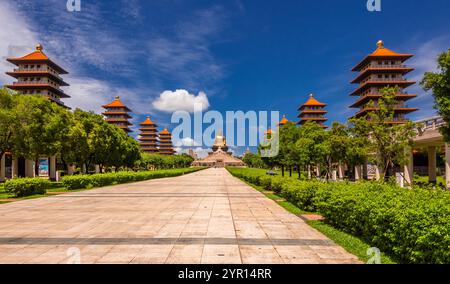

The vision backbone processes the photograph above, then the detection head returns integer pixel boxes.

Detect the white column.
[49,156,57,181]
[0,154,5,182]
[316,164,321,177]
[403,149,414,187]
[355,165,362,181]
[25,159,35,178]
[95,165,100,174]
[428,146,437,183]
[338,162,344,180]
[11,157,18,178]
[445,143,450,190]
[332,170,337,181]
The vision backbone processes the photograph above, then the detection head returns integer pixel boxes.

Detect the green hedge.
[4,178,51,197]
[62,168,203,190]
[227,167,450,264]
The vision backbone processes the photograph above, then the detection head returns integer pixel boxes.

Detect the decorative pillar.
[332,170,337,181]
[0,154,5,182]
[355,165,362,181]
[25,159,35,178]
[403,149,414,187]
[11,157,18,178]
[445,143,450,190]
[49,156,57,181]
[428,146,437,183]
[338,162,344,180]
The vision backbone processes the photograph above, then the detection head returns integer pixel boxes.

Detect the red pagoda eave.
[6,71,70,86]
[7,58,69,74]
[102,111,131,116]
[105,118,132,125]
[299,117,328,122]
[350,80,416,96]
[298,110,328,114]
[351,54,414,72]
[5,84,70,98]
[354,107,418,117]
[350,94,417,108]
[351,67,414,83]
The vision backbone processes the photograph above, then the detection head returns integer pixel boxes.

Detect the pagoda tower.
[5,44,70,108]
[298,94,328,128]
[102,96,133,133]
[349,40,418,123]
[159,129,175,155]
[278,115,289,126]
[138,117,159,154]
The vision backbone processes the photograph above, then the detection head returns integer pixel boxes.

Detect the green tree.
[12,94,71,175]
[421,49,450,142]
[0,88,15,174]
[295,122,329,179]
[349,87,416,181]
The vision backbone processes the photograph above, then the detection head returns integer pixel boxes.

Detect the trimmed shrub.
[227,167,450,264]
[62,168,204,190]
[4,178,51,197]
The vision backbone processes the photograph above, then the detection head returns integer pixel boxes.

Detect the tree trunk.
[289,166,292,177]
[281,165,285,177]
[297,166,301,179]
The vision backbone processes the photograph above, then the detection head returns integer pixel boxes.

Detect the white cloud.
[0,1,39,84]
[152,89,210,113]
[174,137,201,147]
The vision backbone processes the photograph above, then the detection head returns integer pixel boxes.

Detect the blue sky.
[0,0,449,155]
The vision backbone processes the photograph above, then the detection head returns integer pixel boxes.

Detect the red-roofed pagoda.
[159,129,175,155]
[5,44,70,108]
[350,40,418,123]
[278,115,289,126]
[298,94,328,128]
[102,96,133,133]
[139,117,159,154]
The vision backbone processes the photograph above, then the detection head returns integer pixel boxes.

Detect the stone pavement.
[0,168,360,264]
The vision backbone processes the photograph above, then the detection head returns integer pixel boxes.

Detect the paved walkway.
[0,168,360,264]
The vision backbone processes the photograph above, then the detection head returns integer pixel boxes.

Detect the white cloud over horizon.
[152,89,210,113]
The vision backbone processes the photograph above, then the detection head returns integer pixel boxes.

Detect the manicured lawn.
[414,175,446,187]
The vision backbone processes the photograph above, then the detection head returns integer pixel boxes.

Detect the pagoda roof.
[140,116,157,126]
[102,96,131,111]
[352,41,413,71]
[299,94,326,109]
[278,115,289,126]
[192,149,245,166]
[160,129,171,135]
[7,44,69,74]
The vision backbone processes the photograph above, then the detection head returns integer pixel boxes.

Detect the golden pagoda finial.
[115,96,120,100]
[36,43,43,51]
[377,40,384,48]
[310,93,314,98]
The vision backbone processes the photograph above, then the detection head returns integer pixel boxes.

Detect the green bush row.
[62,168,203,190]
[227,167,450,264]
[4,178,52,197]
